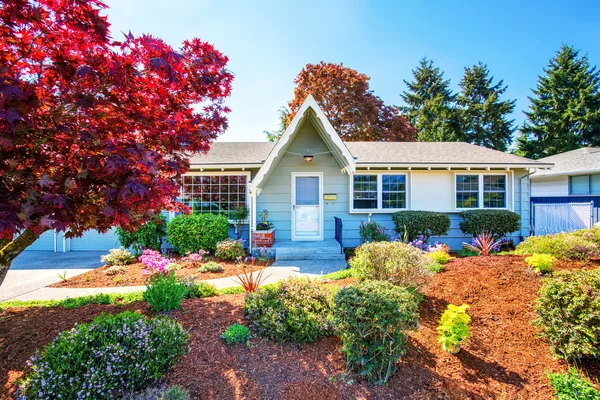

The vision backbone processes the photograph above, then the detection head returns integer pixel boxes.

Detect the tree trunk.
[0,228,41,287]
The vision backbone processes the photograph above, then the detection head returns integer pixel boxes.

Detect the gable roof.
[191,141,550,168]
[250,94,356,193]
[533,147,600,177]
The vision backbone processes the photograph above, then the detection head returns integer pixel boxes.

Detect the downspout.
[518,168,537,240]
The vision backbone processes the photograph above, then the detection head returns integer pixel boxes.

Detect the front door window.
[293,175,321,239]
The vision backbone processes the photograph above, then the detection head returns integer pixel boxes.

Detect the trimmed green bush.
[166,213,229,254]
[534,268,600,360]
[116,214,167,255]
[244,277,335,344]
[515,232,599,261]
[215,238,245,260]
[221,323,252,345]
[350,241,433,289]
[458,209,520,238]
[548,368,600,400]
[334,280,420,384]
[391,210,450,242]
[19,311,189,400]
[144,274,188,312]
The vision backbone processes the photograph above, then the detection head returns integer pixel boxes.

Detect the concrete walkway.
[0,251,105,301]
[3,265,331,301]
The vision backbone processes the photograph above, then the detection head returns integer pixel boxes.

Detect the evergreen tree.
[517,45,600,158]
[457,62,516,151]
[401,58,461,141]
[263,106,290,142]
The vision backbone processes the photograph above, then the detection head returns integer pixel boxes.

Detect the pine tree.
[517,45,600,158]
[457,62,516,151]
[401,58,461,141]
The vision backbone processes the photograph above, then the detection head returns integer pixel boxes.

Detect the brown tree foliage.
[286,62,415,141]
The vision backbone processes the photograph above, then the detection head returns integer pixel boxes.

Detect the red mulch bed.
[50,258,271,288]
[2,255,599,399]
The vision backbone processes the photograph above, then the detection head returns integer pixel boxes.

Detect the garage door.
[26,230,56,251]
[70,228,119,251]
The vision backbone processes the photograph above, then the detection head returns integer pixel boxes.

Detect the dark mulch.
[51,258,271,288]
[2,255,599,399]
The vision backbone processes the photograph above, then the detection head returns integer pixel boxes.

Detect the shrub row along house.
[27,95,552,253]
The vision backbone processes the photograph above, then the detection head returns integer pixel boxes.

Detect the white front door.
[292,173,323,240]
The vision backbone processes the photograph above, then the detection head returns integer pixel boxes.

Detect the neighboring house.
[531,147,600,231]
[27,95,551,252]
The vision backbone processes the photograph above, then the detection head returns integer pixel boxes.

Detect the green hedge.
[166,213,229,254]
[391,211,450,241]
[458,209,520,238]
[116,214,167,255]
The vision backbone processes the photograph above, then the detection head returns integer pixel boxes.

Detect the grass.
[319,268,354,281]
[0,291,145,311]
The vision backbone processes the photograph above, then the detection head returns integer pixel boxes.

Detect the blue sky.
[104,0,600,143]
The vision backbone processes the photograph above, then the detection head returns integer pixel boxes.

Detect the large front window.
[353,174,406,210]
[180,174,248,219]
[569,174,600,195]
[456,174,506,209]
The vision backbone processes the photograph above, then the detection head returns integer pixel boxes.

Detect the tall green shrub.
[334,281,420,384]
[19,311,189,400]
[534,268,600,360]
[392,211,450,241]
[166,213,229,254]
[458,209,520,238]
[116,214,168,255]
[244,277,335,344]
[350,241,433,289]
[144,274,188,312]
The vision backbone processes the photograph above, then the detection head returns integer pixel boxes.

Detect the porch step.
[270,239,345,263]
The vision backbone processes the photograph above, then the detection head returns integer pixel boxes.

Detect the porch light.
[303,155,314,162]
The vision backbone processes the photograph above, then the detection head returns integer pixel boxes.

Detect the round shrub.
[534,268,600,360]
[198,261,224,273]
[215,238,245,261]
[333,280,420,384]
[458,209,520,238]
[100,248,136,266]
[350,241,433,289]
[244,277,335,344]
[166,213,229,254]
[515,232,599,260]
[19,311,189,400]
[116,214,167,255]
[391,210,450,241]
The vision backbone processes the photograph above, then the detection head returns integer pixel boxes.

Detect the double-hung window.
[353,174,407,210]
[180,174,248,220]
[456,174,507,209]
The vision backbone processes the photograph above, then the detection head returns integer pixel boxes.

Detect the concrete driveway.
[0,251,104,301]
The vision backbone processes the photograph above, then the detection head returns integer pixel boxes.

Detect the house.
[27,95,551,252]
[530,147,600,233]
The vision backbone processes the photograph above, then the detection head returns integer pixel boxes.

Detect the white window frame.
[350,172,409,213]
[180,171,251,223]
[454,172,510,211]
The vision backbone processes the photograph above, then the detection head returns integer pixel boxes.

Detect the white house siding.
[530,175,569,197]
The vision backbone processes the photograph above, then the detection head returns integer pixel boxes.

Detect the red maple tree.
[286,62,415,141]
[0,0,233,284]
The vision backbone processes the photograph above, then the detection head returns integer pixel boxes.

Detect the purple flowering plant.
[139,249,174,276]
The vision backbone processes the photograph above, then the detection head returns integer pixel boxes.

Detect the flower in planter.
[256,209,273,230]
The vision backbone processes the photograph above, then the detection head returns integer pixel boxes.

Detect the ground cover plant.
[198,261,224,273]
[525,253,556,273]
[18,311,189,400]
[221,323,252,346]
[548,368,600,400]
[100,248,136,266]
[350,241,433,289]
[515,231,600,260]
[437,304,471,353]
[534,267,600,361]
[244,277,335,343]
[334,280,420,383]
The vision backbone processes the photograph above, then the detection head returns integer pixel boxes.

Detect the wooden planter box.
[252,228,275,247]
